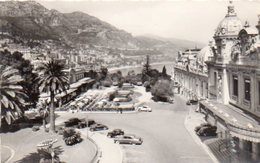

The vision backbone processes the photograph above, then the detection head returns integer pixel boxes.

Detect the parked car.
[186,99,198,105]
[136,82,143,86]
[196,126,217,136]
[112,82,119,86]
[107,129,124,138]
[167,97,174,104]
[114,134,143,145]
[64,118,87,129]
[194,123,212,132]
[86,119,96,127]
[137,105,152,112]
[90,124,109,131]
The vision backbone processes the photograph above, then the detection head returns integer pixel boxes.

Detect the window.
[233,75,238,96]
[244,78,251,101]
[214,72,217,86]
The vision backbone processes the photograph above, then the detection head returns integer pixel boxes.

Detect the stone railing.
[227,123,260,143]
[174,64,207,77]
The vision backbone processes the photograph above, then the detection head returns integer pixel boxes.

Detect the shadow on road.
[15,146,64,163]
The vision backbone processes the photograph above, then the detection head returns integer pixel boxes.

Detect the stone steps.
[207,139,237,163]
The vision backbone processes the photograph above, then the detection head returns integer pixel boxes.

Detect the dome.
[197,45,214,64]
[215,1,243,37]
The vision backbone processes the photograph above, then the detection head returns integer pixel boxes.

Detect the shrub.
[102,80,112,87]
[32,126,40,132]
[57,127,64,135]
[63,128,82,146]
[151,79,174,101]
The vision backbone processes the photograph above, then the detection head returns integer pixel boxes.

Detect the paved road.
[58,95,213,163]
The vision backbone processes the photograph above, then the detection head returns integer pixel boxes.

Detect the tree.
[142,55,151,76]
[162,66,167,75]
[117,70,122,77]
[0,65,27,125]
[151,79,174,101]
[37,60,69,133]
[101,67,108,79]
[0,50,39,108]
[127,70,135,76]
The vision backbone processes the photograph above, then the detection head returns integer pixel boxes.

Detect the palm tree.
[0,65,27,126]
[37,60,69,133]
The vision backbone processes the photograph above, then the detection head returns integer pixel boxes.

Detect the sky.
[36,0,260,44]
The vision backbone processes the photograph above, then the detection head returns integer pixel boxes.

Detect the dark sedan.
[186,99,198,105]
[107,129,124,138]
[64,118,87,129]
[196,126,217,136]
[194,123,212,132]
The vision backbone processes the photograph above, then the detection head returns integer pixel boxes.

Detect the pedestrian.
[120,108,123,114]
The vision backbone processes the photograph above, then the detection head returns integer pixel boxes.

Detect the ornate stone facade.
[174,1,260,157]
[174,46,213,100]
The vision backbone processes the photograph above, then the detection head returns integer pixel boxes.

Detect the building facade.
[174,1,260,157]
[174,47,212,100]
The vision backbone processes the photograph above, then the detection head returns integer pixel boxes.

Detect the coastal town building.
[39,68,95,106]
[174,1,260,158]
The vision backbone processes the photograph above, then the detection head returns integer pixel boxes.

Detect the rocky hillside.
[0,1,137,48]
[0,1,202,51]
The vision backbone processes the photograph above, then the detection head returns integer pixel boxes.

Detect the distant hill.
[0,1,204,55]
[137,34,205,49]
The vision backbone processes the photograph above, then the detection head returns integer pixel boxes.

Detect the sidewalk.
[80,129,123,163]
[180,94,219,163]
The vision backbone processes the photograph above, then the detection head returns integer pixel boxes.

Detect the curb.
[88,136,102,163]
[79,131,123,163]
[78,131,101,163]
[184,115,219,163]
[56,110,138,114]
[2,145,15,163]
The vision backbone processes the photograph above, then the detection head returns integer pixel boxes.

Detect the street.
[57,95,213,163]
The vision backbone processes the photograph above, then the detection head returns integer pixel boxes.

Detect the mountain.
[0,1,138,48]
[0,1,203,53]
[137,34,205,49]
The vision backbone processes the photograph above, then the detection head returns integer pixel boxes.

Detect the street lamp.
[86,115,89,138]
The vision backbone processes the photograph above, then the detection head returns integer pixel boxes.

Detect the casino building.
[174,1,260,157]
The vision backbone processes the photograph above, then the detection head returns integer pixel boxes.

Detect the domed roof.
[215,1,243,37]
[197,45,214,64]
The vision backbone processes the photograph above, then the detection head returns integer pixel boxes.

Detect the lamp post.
[86,115,89,138]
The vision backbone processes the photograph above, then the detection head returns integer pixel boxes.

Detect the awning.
[230,131,260,143]
[56,88,77,98]
[70,81,86,88]
[70,78,95,88]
